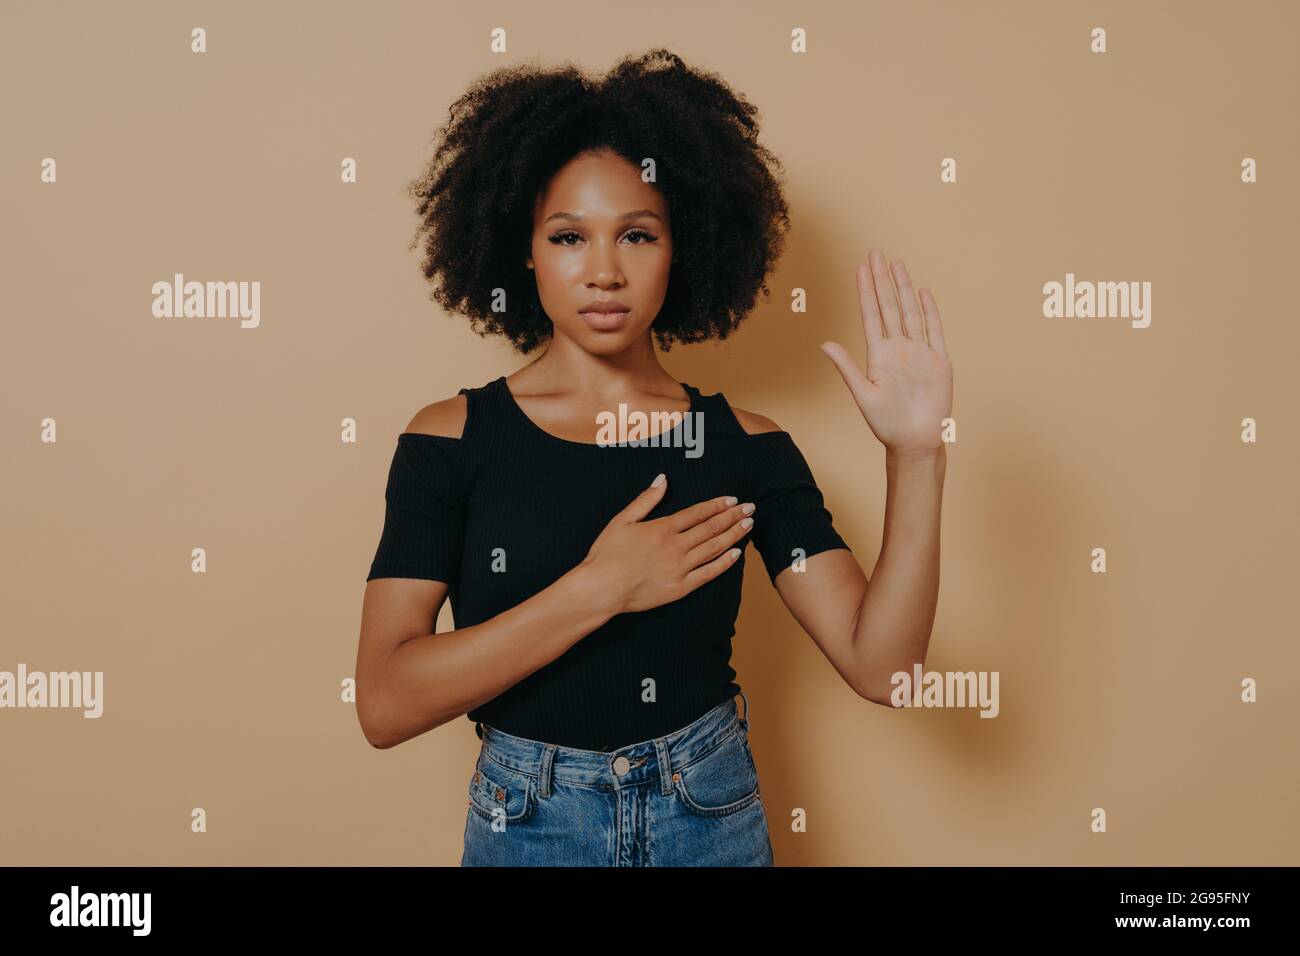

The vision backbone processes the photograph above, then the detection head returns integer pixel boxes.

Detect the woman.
[356,49,952,866]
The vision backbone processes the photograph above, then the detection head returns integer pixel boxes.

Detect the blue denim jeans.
[461,691,775,866]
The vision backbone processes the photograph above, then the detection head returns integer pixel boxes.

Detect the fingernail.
[725,495,738,505]
[652,473,665,487]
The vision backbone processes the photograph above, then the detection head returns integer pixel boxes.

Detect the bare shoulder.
[403,392,468,438]
[728,404,785,437]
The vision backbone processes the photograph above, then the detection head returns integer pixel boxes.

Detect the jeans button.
[612,755,631,775]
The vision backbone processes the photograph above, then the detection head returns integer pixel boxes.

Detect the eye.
[545,228,660,246]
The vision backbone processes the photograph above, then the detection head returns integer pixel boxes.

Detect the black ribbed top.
[366,375,851,750]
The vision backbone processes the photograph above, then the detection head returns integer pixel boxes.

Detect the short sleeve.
[366,435,469,585]
[746,432,851,585]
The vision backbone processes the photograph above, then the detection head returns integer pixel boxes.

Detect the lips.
[579,299,631,331]
[579,307,630,330]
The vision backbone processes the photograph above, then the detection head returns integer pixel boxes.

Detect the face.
[525,148,674,352]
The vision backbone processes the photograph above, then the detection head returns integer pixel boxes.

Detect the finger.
[870,248,903,337]
[680,501,752,552]
[820,340,878,408]
[891,259,925,341]
[681,544,744,591]
[920,288,948,357]
[856,262,885,349]
[684,510,753,569]
[618,473,669,523]
[664,493,739,533]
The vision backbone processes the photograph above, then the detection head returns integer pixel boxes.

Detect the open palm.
[820,249,953,456]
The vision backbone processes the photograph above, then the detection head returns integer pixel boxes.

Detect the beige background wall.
[2,0,1296,865]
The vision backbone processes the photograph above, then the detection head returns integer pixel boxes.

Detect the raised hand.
[820,248,953,458]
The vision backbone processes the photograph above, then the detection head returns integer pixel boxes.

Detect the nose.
[586,236,625,287]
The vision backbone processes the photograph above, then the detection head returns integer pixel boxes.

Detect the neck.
[513,333,683,401]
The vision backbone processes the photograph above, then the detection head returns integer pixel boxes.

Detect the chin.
[581,330,640,353]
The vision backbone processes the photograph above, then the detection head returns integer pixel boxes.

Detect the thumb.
[820,340,879,412]
[617,472,668,523]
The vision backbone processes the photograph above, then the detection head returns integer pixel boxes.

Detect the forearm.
[853,447,946,701]
[368,561,619,748]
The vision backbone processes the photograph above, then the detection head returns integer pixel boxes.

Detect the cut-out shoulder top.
[367,374,851,751]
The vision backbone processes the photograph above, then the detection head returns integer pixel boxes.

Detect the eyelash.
[548,228,658,246]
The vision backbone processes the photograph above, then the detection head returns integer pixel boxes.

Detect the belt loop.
[538,743,556,798]
[738,690,750,732]
[654,736,674,795]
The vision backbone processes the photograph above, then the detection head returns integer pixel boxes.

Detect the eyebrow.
[543,209,663,225]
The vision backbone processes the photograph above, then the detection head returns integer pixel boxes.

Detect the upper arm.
[357,575,452,747]
[356,395,468,744]
[771,550,869,696]
[731,404,872,694]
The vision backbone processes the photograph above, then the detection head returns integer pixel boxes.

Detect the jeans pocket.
[672,727,762,818]
[467,753,536,827]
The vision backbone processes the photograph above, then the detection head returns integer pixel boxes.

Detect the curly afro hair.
[405,48,791,354]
